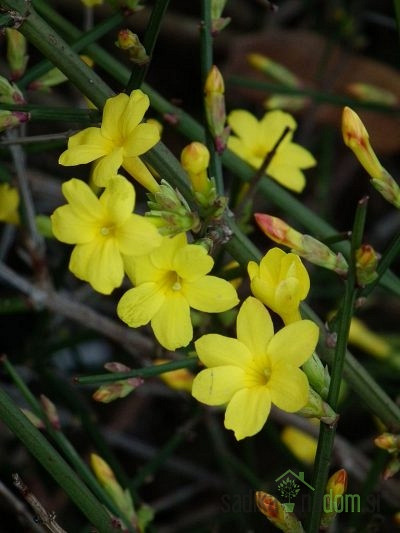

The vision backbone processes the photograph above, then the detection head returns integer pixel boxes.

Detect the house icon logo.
[275,470,314,512]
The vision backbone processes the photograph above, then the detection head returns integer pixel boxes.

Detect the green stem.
[0,0,113,108]
[19,11,124,88]
[125,0,170,92]
[307,198,367,533]
[2,357,136,532]
[0,103,100,123]
[201,0,224,194]
[0,386,116,533]
[394,0,400,48]
[228,76,400,114]
[76,358,198,385]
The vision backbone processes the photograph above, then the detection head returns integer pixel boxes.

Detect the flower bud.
[29,56,93,91]
[0,182,20,224]
[247,53,299,87]
[90,454,135,521]
[302,352,330,399]
[204,66,229,153]
[342,107,384,180]
[255,491,305,533]
[297,387,338,425]
[155,358,194,393]
[281,426,317,464]
[211,0,231,32]
[93,378,142,403]
[5,29,28,81]
[383,456,400,480]
[146,180,201,235]
[0,76,25,105]
[255,213,348,276]
[320,469,348,530]
[40,394,60,430]
[374,432,400,453]
[20,408,45,429]
[181,142,211,194]
[349,318,391,359]
[355,244,379,286]
[346,83,398,107]
[115,29,149,65]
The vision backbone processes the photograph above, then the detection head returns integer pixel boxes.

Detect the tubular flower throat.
[192,297,319,440]
[227,109,316,192]
[59,89,160,191]
[248,247,310,325]
[51,176,162,294]
[117,233,239,351]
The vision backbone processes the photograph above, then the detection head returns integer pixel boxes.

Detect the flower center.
[100,225,114,236]
[162,271,182,292]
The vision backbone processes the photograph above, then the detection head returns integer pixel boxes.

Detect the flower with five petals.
[59,90,160,191]
[192,297,319,440]
[227,109,316,192]
[117,233,239,350]
[51,176,162,294]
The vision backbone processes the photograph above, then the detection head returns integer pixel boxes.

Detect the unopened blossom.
[0,183,20,224]
[192,297,319,440]
[255,492,304,533]
[118,233,238,350]
[248,247,310,324]
[59,89,160,191]
[51,176,161,294]
[281,426,317,464]
[227,109,316,192]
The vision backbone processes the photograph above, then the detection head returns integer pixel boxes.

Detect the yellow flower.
[192,297,319,440]
[227,109,316,192]
[248,248,310,325]
[51,176,162,294]
[59,90,160,191]
[118,233,239,350]
[0,183,19,224]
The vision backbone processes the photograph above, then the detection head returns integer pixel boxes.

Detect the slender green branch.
[75,358,198,385]
[19,11,124,88]
[228,76,400,115]
[126,0,170,92]
[307,198,367,533]
[201,0,224,194]
[0,103,100,123]
[0,386,116,532]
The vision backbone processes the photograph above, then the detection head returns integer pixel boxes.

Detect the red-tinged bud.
[355,244,380,286]
[20,408,45,429]
[115,29,149,65]
[93,378,143,403]
[255,213,348,275]
[204,66,228,152]
[104,361,132,373]
[374,432,400,453]
[383,456,400,480]
[255,491,305,532]
[320,470,348,530]
[0,110,30,134]
[0,76,25,105]
[40,394,60,430]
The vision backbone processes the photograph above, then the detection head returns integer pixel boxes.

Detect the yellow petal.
[236,297,274,356]
[281,142,316,169]
[116,214,162,255]
[195,334,252,368]
[70,238,124,294]
[274,277,302,313]
[61,179,102,221]
[51,205,96,244]
[268,363,308,412]
[123,254,164,285]
[117,283,164,327]
[151,292,192,350]
[122,157,159,192]
[67,127,105,149]
[192,366,245,406]
[173,244,213,281]
[267,160,306,192]
[99,175,135,224]
[282,253,310,299]
[59,144,110,166]
[227,136,254,163]
[123,123,160,157]
[120,90,150,138]
[260,247,286,283]
[259,110,296,149]
[268,320,319,367]
[228,110,260,147]
[150,233,187,270]
[249,276,274,307]
[183,275,239,312]
[281,426,317,464]
[92,148,124,187]
[101,93,129,143]
[224,387,271,440]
